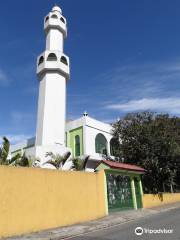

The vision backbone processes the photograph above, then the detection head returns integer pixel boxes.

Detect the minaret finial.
[52,4,62,14]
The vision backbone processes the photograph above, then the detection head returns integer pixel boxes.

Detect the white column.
[36,72,66,146]
[46,29,64,51]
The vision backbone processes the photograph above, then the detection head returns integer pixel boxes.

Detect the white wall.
[84,125,112,156]
[83,116,113,156]
[66,116,114,157]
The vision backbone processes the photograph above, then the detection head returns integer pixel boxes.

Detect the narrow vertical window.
[51,14,58,19]
[60,17,65,23]
[47,53,57,61]
[38,56,44,65]
[45,16,49,22]
[60,56,68,65]
[75,135,80,156]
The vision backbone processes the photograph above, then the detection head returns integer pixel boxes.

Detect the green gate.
[106,173,134,211]
[134,177,143,209]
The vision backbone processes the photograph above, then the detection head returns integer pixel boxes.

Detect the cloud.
[11,111,35,124]
[8,111,36,136]
[68,59,180,119]
[0,69,10,86]
[93,59,180,102]
[99,118,115,124]
[69,59,180,119]
[0,134,32,145]
[106,97,180,115]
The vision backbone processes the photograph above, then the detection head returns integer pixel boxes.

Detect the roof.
[97,159,145,173]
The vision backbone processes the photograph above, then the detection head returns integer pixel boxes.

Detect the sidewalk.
[4,202,180,240]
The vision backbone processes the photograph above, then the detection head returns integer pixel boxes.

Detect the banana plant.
[14,153,35,167]
[72,155,89,171]
[0,137,10,165]
[0,137,20,165]
[44,151,71,169]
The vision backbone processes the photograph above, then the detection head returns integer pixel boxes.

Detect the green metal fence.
[106,173,134,211]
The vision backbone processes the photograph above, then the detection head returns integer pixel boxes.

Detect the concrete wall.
[143,193,180,208]
[0,166,107,238]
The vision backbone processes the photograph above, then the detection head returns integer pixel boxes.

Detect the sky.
[1,0,180,144]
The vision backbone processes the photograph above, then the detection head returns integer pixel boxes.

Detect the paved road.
[71,207,180,240]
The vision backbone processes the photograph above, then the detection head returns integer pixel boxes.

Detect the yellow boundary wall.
[0,166,107,238]
[143,193,180,208]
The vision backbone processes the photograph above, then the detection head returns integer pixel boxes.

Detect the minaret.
[36,6,70,149]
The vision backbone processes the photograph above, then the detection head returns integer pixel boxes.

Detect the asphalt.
[3,202,180,240]
[71,206,180,240]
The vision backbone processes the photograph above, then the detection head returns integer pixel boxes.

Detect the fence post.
[130,177,137,210]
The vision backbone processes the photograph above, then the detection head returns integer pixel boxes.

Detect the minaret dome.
[52,5,62,14]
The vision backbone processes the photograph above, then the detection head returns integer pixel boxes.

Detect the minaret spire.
[35,5,70,161]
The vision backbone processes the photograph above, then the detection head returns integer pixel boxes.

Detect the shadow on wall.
[158,192,163,202]
[143,193,180,208]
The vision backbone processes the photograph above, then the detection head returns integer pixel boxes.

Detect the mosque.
[10,6,145,212]
[11,5,117,171]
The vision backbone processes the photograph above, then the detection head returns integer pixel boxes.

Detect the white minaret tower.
[34,5,70,161]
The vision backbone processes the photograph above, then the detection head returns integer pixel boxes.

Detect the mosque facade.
[11,5,115,171]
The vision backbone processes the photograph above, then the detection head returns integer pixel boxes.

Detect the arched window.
[75,135,80,156]
[110,137,120,156]
[95,133,107,155]
[60,56,68,65]
[47,53,57,61]
[60,17,65,23]
[38,56,44,65]
[51,14,58,19]
[45,16,49,22]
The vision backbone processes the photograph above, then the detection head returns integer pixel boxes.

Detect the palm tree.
[0,137,10,165]
[72,155,89,171]
[44,151,71,169]
[0,137,21,165]
[0,136,41,168]
[14,153,38,167]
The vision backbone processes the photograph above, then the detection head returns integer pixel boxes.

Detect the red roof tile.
[99,159,145,173]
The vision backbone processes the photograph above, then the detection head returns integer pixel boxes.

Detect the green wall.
[67,127,83,157]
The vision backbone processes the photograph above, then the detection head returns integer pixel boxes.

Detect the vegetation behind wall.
[112,112,180,194]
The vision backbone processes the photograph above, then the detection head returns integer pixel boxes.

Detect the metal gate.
[106,173,134,211]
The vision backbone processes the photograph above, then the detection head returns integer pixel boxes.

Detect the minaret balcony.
[44,13,67,38]
[37,51,70,80]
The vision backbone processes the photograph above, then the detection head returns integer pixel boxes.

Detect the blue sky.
[1,0,180,144]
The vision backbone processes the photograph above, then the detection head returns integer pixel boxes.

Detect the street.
[71,207,180,240]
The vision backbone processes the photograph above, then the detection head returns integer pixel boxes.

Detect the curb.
[60,206,179,240]
[4,203,180,240]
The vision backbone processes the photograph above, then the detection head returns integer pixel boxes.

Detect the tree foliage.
[112,112,180,193]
